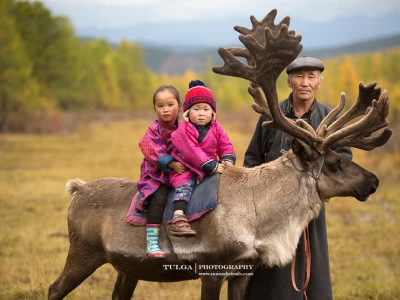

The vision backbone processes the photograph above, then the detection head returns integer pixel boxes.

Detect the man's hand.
[168,161,187,174]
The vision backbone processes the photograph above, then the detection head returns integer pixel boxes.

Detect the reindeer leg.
[227,276,252,300]
[48,244,105,300]
[200,276,224,300]
[112,271,138,300]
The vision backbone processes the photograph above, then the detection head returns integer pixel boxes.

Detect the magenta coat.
[136,120,177,210]
[169,120,235,188]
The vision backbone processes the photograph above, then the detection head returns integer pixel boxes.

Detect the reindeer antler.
[320,87,392,150]
[213,10,301,83]
[213,10,321,146]
[317,82,382,137]
[213,9,392,154]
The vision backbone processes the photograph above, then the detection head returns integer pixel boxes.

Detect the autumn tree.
[11,1,81,109]
[0,8,41,131]
[113,40,155,109]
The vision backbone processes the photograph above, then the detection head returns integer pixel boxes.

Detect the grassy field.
[0,116,399,299]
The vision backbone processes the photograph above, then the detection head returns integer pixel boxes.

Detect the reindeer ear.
[291,139,314,161]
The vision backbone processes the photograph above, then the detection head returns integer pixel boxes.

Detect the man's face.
[288,70,321,102]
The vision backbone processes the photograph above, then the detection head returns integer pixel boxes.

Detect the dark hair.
[152,85,181,107]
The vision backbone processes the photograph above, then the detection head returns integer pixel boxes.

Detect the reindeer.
[48,9,392,300]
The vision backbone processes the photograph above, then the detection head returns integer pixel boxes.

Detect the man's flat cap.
[286,56,324,74]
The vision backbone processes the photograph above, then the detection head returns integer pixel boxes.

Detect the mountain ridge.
[77,11,400,49]
[142,33,400,74]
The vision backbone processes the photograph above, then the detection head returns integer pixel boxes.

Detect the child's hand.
[223,161,234,167]
[168,161,187,174]
[215,163,226,174]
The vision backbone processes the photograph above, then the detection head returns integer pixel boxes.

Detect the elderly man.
[244,56,351,300]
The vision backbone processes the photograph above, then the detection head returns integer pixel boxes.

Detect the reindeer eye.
[328,160,341,172]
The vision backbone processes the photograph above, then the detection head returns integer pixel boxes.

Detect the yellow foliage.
[337,55,359,101]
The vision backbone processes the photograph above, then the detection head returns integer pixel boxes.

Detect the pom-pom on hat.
[183,80,216,112]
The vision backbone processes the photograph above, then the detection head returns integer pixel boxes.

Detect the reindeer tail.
[65,178,86,195]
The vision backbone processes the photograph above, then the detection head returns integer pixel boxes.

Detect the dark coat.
[244,94,352,300]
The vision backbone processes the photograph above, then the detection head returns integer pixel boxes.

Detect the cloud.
[40,0,400,29]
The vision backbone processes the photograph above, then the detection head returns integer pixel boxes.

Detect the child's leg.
[146,185,169,258]
[147,184,169,224]
[169,179,196,237]
[171,178,196,214]
[172,200,187,217]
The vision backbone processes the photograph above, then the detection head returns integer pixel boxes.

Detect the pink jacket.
[169,120,235,188]
[136,120,177,210]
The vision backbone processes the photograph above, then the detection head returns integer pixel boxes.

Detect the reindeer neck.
[248,151,323,267]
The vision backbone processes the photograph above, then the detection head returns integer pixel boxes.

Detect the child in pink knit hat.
[168,80,236,237]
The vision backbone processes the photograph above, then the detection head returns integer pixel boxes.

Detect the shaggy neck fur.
[250,151,323,267]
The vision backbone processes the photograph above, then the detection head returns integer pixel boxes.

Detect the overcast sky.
[40,0,400,30]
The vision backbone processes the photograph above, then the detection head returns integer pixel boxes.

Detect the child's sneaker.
[169,214,196,237]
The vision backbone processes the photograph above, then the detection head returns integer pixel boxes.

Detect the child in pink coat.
[168,80,236,237]
[137,85,186,258]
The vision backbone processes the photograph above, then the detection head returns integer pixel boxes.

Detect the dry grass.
[328,149,400,300]
[0,116,399,299]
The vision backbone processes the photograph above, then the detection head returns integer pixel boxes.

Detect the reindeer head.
[213,9,392,202]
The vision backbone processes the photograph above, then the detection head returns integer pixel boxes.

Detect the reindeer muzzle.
[355,173,379,202]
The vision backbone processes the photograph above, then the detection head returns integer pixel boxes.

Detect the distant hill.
[78,11,400,49]
[142,33,400,74]
[302,33,400,58]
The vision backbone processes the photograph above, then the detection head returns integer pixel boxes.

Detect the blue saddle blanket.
[125,174,220,226]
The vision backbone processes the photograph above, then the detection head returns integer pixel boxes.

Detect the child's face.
[154,90,180,125]
[188,103,213,126]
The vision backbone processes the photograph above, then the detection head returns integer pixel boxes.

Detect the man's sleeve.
[243,115,268,167]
